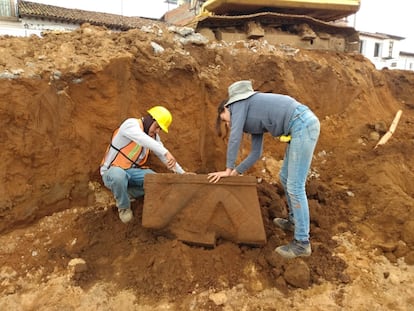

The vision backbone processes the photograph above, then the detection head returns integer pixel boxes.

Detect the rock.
[375,241,398,252]
[283,260,311,289]
[68,258,88,274]
[151,41,165,54]
[209,292,228,305]
[404,251,414,265]
[264,157,282,175]
[394,240,409,258]
[369,131,380,141]
[374,121,388,134]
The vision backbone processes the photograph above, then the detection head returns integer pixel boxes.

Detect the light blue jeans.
[102,166,155,210]
[279,105,320,242]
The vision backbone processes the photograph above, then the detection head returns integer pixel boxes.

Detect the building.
[358,31,407,70]
[0,0,158,37]
[358,30,414,71]
[398,51,414,71]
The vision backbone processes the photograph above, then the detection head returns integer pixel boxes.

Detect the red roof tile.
[19,1,161,30]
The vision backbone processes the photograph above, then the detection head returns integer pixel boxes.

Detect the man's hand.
[164,151,177,170]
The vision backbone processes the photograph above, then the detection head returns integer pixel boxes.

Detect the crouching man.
[100,106,185,223]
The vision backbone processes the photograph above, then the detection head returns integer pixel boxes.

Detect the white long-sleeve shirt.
[100,118,185,175]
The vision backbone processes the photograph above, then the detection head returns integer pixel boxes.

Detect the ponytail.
[215,99,228,138]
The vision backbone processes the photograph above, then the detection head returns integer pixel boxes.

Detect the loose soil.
[0,23,414,310]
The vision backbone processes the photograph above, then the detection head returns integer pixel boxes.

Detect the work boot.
[273,218,294,232]
[118,208,133,223]
[275,239,311,259]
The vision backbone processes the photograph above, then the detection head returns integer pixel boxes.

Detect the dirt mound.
[1,23,414,310]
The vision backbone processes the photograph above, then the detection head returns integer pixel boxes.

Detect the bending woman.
[207,80,320,259]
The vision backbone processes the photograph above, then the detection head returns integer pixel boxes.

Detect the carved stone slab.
[142,174,266,247]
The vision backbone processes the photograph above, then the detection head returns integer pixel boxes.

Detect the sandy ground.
[0,23,414,310]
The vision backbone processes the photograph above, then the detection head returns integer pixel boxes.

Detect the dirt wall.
[1,23,414,310]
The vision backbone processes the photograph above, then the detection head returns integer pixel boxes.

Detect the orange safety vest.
[101,119,150,169]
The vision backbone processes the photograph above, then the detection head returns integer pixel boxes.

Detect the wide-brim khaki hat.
[225,80,257,106]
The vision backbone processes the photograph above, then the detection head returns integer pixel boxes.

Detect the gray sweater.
[227,92,301,173]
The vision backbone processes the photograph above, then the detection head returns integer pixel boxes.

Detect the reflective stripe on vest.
[101,119,150,169]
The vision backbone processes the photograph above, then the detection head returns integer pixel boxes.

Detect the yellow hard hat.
[147,106,172,133]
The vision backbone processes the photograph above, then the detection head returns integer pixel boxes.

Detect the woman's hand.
[207,168,238,183]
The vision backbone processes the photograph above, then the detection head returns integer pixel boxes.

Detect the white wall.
[0,17,78,37]
[399,55,414,71]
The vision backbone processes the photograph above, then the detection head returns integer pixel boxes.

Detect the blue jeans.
[102,166,155,209]
[279,105,320,242]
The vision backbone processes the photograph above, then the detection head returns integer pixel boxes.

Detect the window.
[374,42,381,57]
[359,40,365,53]
[388,41,394,58]
[0,0,16,17]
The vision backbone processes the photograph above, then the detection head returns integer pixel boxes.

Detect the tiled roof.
[18,1,160,30]
[400,51,414,57]
[359,31,405,41]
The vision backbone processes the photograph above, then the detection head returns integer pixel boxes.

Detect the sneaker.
[118,208,133,223]
[275,239,311,259]
[273,218,294,232]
